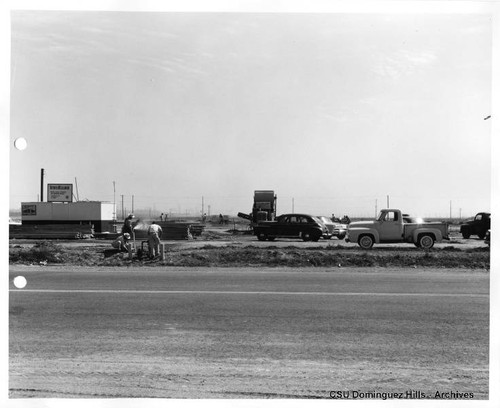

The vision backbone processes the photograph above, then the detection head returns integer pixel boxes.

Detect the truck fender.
[411,228,442,243]
[348,227,380,243]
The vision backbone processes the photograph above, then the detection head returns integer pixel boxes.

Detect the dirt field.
[8,228,490,269]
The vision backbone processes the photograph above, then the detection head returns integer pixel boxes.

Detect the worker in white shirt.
[147,221,163,259]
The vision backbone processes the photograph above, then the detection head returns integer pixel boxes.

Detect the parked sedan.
[333,223,348,240]
[317,216,335,239]
[254,213,328,242]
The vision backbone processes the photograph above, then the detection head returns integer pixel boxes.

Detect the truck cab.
[376,210,404,240]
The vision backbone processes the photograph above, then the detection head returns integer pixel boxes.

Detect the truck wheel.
[268,236,276,241]
[358,235,374,250]
[477,232,485,240]
[462,231,471,239]
[337,232,346,240]
[311,233,321,242]
[418,234,434,249]
[257,233,267,241]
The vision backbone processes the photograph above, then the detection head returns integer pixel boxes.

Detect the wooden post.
[160,244,165,260]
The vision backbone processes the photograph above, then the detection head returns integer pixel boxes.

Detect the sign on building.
[21,204,37,216]
[47,184,73,202]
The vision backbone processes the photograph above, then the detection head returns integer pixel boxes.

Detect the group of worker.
[331,214,351,224]
[111,214,163,259]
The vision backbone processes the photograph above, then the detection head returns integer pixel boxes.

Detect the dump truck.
[238,190,277,225]
[346,209,449,249]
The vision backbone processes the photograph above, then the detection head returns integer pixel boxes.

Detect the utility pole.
[121,195,124,220]
[74,177,80,201]
[132,195,134,213]
[386,195,390,208]
[112,181,116,222]
[459,208,462,220]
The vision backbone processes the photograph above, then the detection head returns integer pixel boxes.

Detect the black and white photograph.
[4,0,499,405]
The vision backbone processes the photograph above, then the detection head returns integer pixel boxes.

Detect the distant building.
[20,201,115,232]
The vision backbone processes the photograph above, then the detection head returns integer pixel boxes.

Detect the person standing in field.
[147,221,163,259]
[122,214,135,235]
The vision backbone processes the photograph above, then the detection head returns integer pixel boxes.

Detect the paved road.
[9,266,489,399]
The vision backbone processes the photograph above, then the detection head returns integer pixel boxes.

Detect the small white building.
[21,201,115,232]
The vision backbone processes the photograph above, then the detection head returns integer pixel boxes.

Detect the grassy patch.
[9,242,490,269]
[9,241,65,264]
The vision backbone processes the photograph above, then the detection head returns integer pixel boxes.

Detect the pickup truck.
[345,209,449,249]
[459,212,490,239]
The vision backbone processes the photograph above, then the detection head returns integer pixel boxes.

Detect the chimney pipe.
[40,168,45,202]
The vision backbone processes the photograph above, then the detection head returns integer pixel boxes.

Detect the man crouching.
[111,232,131,252]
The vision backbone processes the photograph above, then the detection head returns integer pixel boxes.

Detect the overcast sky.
[8,9,493,218]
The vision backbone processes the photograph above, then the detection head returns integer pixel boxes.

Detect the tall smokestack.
[40,168,45,202]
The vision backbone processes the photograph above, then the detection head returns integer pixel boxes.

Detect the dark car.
[460,212,491,239]
[254,213,328,242]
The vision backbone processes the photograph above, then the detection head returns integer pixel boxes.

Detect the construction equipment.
[238,190,277,225]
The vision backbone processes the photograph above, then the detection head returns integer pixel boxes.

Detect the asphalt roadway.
[9,266,489,399]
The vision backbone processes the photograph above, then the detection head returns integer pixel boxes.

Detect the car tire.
[358,235,374,249]
[311,233,321,242]
[477,233,485,240]
[462,231,471,239]
[337,233,346,240]
[268,236,276,241]
[257,233,267,241]
[302,232,311,242]
[418,234,435,250]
